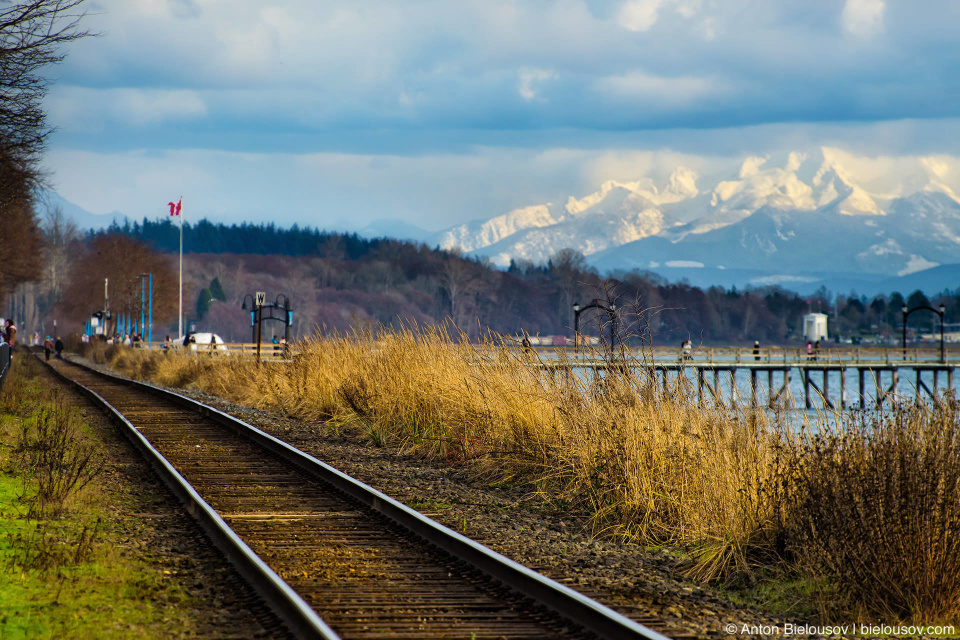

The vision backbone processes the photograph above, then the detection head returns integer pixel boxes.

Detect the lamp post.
[274,294,292,347]
[942,304,947,363]
[902,305,907,361]
[242,292,294,363]
[242,293,264,363]
[572,302,581,354]
[572,299,618,355]
[902,304,947,363]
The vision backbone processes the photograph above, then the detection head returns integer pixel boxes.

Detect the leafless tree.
[0,1,90,305]
[0,0,90,182]
[58,234,178,335]
[41,203,78,300]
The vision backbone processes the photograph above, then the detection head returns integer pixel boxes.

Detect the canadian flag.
[168,198,182,216]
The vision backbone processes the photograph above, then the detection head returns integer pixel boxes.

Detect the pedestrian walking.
[3,319,16,346]
[43,336,53,361]
[753,340,760,361]
[54,337,64,359]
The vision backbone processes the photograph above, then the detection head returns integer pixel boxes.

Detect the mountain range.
[431,148,960,296]
[45,146,960,298]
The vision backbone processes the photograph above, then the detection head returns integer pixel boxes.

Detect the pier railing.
[530,345,952,366]
[133,341,295,358]
[523,345,955,409]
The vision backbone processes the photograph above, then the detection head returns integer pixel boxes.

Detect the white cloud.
[582,149,717,188]
[673,0,701,20]
[617,0,663,31]
[841,0,885,37]
[116,89,208,125]
[517,68,557,101]
[41,0,960,233]
[46,87,207,130]
[597,71,720,105]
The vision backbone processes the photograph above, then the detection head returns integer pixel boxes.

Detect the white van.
[181,332,228,351]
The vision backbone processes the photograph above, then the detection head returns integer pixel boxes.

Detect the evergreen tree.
[209,277,226,301]
[196,288,213,319]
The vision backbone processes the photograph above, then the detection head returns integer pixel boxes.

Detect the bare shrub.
[783,396,960,622]
[13,392,102,518]
[6,518,100,573]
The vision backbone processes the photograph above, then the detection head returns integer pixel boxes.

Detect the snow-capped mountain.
[431,148,960,292]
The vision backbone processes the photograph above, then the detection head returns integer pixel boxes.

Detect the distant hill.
[356,218,431,242]
[37,190,125,229]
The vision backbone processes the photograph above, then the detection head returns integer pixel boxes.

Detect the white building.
[801,313,828,342]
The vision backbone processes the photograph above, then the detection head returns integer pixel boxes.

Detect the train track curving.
[44,354,671,640]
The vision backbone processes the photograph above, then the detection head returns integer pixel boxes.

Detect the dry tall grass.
[102,327,782,579]
[97,328,960,623]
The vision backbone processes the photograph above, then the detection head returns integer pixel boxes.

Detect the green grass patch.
[0,356,205,639]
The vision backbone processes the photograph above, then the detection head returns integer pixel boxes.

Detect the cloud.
[517,68,557,102]
[54,0,960,144]
[841,0,885,37]
[596,71,721,106]
[41,0,960,234]
[46,87,207,130]
[617,0,663,31]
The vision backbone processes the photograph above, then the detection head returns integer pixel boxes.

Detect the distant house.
[801,313,828,342]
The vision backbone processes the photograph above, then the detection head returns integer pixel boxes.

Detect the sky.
[42,0,960,234]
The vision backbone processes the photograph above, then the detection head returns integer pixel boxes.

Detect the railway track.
[44,355,671,640]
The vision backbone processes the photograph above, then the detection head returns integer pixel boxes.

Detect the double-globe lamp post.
[242,293,293,364]
[901,304,946,363]
[572,300,617,356]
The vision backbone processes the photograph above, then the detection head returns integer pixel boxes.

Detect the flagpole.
[178,198,183,339]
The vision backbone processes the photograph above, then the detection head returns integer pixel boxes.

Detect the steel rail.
[48,355,671,640]
[42,356,342,640]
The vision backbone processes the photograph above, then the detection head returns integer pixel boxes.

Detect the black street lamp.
[242,292,294,363]
[572,299,618,355]
[242,293,264,363]
[902,304,947,363]
[572,302,581,354]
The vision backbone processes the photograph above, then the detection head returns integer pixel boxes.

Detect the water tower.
[801,312,828,342]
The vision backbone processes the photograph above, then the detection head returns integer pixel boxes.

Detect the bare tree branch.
[0,1,91,304]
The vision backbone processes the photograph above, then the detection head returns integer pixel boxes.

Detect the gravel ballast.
[174,386,794,639]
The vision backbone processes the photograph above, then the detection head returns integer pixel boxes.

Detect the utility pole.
[104,278,110,336]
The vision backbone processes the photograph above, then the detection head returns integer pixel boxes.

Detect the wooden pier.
[533,345,957,410]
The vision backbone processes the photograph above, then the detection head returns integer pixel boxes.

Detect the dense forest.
[81,217,958,346]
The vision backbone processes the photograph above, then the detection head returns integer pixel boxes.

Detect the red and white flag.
[168,198,182,216]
